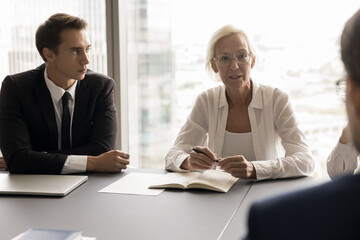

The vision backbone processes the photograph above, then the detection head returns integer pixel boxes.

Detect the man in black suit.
[246,9,360,240]
[0,13,130,174]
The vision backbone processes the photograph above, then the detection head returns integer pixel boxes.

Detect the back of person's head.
[205,25,257,80]
[341,9,360,84]
[35,13,87,62]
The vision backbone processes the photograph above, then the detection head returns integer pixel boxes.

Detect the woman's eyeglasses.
[213,51,251,67]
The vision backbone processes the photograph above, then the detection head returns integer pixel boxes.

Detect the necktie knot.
[62,92,71,105]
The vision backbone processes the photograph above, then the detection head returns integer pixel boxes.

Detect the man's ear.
[347,75,360,118]
[210,58,219,73]
[43,48,54,62]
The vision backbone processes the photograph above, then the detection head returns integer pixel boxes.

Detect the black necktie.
[61,92,71,149]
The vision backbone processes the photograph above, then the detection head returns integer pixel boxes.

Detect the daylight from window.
[0,0,107,78]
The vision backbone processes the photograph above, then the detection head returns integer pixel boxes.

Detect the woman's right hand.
[180,146,217,170]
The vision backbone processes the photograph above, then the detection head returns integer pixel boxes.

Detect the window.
[122,0,173,168]
[0,0,107,77]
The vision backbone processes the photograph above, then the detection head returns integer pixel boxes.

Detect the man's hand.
[86,150,130,172]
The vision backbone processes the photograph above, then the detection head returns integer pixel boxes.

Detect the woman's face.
[211,33,255,89]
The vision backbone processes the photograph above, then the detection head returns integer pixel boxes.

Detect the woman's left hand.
[218,155,256,179]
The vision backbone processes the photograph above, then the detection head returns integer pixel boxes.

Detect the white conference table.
[0,168,329,240]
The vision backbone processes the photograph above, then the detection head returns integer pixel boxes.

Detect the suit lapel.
[72,79,89,146]
[34,67,59,149]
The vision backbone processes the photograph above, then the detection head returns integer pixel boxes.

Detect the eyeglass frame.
[213,51,252,67]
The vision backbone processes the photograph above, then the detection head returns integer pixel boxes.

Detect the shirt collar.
[219,79,264,109]
[249,80,264,109]
[219,85,227,108]
[44,66,77,102]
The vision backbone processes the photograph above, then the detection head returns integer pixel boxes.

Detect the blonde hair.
[205,25,257,80]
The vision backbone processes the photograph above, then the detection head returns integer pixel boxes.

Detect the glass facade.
[125,0,173,168]
[0,0,107,77]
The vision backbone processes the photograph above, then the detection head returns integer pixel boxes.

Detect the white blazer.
[165,81,314,180]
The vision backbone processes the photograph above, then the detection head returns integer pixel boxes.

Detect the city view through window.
[1,0,359,178]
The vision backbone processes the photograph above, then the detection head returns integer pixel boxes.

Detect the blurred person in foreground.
[165,25,314,180]
[246,9,360,240]
[0,13,129,174]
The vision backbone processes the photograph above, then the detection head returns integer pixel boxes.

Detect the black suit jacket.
[0,64,117,174]
[246,174,360,240]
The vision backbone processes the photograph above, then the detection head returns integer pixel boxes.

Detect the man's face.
[346,75,360,151]
[48,29,91,82]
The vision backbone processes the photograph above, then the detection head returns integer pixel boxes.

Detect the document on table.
[99,172,165,196]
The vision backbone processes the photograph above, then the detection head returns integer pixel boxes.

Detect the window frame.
[106,0,134,164]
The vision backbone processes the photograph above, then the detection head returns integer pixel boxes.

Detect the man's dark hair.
[35,13,87,62]
[341,9,360,84]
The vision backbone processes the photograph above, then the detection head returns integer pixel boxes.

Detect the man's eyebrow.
[69,47,82,51]
[69,45,92,50]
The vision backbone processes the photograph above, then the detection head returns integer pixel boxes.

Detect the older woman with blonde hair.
[165,25,314,180]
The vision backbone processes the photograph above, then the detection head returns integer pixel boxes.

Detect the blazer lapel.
[34,70,59,149]
[72,79,89,146]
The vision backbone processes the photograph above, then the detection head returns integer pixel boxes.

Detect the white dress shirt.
[165,81,314,180]
[327,141,360,179]
[44,68,87,174]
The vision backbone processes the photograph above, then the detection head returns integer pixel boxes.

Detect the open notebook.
[0,173,88,196]
[149,170,238,193]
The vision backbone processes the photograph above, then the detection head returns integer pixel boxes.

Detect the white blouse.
[165,81,314,180]
[222,131,256,161]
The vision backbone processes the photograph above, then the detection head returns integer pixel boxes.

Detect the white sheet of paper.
[98,172,165,196]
